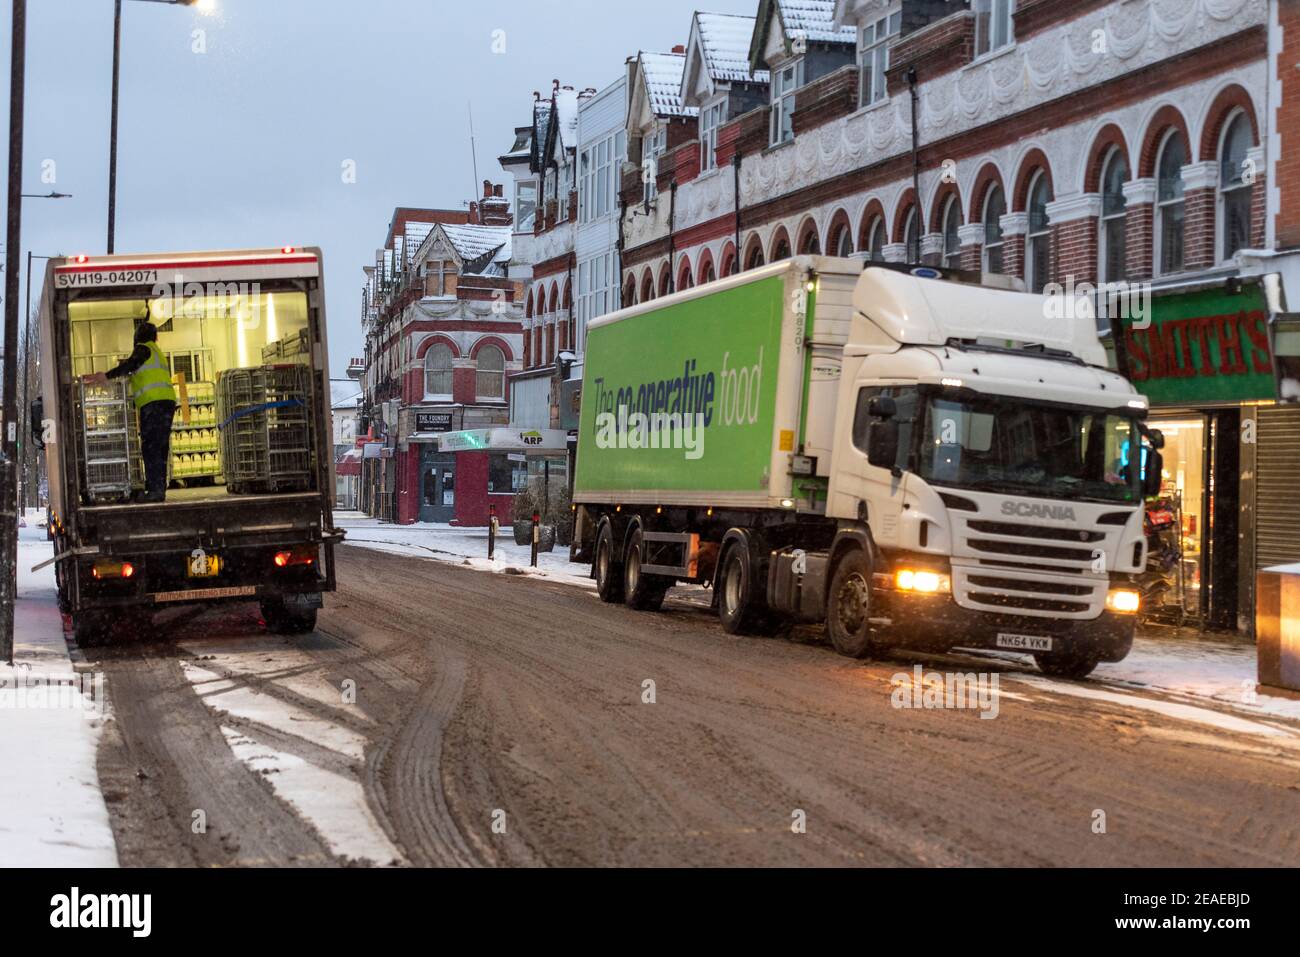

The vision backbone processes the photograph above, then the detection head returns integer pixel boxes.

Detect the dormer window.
[857,8,901,108]
[973,0,1015,58]
[643,126,667,204]
[770,59,803,147]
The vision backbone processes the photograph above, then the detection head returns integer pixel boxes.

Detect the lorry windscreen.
[916,394,1143,506]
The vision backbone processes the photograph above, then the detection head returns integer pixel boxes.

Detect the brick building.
[358,187,528,526]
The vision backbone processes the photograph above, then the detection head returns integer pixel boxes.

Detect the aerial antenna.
[468,102,481,206]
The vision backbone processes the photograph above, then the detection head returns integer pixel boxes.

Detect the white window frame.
[973,0,1015,59]
[475,344,506,402]
[643,126,667,204]
[1155,130,1186,277]
[515,178,538,233]
[1025,170,1052,294]
[866,217,886,262]
[857,8,901,108]
[699,98,727,172]
[1099,147,1128,284]
[941,196,962,269]
[982,184,1005,276]
[423,342,454,399]
[1217,110,1252,264]
[770,59,803,147]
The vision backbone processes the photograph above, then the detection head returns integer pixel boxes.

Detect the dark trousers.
[139,400,176,498]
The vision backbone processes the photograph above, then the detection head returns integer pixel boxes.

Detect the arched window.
[903,207,919,263]
[983,185,1005,275]
[1100,149,1128,283]
[831,222,854,257]
[941,196,962,269]
[701,260,716,285]
[1026,172,1052,293]
[866,217,886,262]
[1156,132,1186,275]
[745,242,766,270]
[1219,112,1253,261]
[424,343,453,397]
[476,344,505,400]
[799,227,820,255]
[772,234,791,262]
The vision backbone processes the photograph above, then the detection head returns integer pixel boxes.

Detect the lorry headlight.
[1106,588,1141,614]
[895,569,951,594]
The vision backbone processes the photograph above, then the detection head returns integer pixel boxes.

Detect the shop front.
[1117,275,1294,634]
[406,427,569,527]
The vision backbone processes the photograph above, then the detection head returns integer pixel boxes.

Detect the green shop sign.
[1118,282,1275,405]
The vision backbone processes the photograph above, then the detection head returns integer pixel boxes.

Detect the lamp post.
[107,0,215,254]
[2,0,27,665]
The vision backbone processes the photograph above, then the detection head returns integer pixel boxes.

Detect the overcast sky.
[1,0,758,377]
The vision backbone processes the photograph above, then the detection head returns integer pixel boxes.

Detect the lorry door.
[838,383,918,550]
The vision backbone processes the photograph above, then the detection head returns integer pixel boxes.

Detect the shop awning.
[436,427,569,453]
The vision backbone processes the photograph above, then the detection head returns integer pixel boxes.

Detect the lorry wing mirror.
[867,420,901,474]
[1143,448,1163,498]
[867,395,897,420]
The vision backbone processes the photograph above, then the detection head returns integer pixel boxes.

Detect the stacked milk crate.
[78,380,142,503]
[216,365,314,495]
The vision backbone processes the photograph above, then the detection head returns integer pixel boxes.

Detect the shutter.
[1256,405,1300,569]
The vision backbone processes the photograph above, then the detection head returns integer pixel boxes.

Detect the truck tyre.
[72,610,109,648]
[594,521,624,604]
[260,598,318,635]
[623,530,669,611]
[1034,651,1100,680]
[826,548,884,659]
[55,561,72,615]
[718,540,769,635]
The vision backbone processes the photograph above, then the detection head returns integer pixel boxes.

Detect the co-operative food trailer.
[572,258,1162,679]
[35,247,342,643]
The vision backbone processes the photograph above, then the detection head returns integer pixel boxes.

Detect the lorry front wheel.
[826,548,885,659]
[623,530,669,611]
[594,522,625,604]
[1034,651,1101,680]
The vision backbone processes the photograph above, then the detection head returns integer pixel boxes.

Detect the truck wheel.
[826,548,884,659]
[73,610,109,648]
[718,541,769,635]
[623,530,669,611]
[1034,651,1100,680]
[260,598,317,635]
[594,522,624,604]
[55,561,72,615]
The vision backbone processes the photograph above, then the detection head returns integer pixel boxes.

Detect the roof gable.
[749,0,855,72]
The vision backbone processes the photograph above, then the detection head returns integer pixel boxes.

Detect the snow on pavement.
[0,514,117,867]
[336,512,1300,729]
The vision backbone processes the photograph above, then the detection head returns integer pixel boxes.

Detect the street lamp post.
[2,0,27,665]
[107,0,213,254]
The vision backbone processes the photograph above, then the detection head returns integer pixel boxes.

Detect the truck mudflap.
[872,592,1136,663]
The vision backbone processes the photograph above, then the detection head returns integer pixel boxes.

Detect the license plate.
[187,554,221,578]
[997,633,1053,652]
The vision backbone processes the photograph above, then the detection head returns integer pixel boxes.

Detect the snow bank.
[0,514,117,867]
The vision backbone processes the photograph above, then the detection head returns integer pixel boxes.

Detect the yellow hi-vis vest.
[129,342,177,410]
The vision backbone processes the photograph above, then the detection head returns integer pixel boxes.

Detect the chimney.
[671,44,685,54]
[494,184,504,198]
[468,201,479,225]
[483,179,494,199]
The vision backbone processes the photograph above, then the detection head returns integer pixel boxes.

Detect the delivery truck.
[572,257,1162,678]
[35,247,343,644]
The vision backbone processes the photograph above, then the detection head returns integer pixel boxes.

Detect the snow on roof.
[777,0,855,44]
[404,221,435,250]
[331,380,361,410]
[697,13,770,83]
[441,223,512,272]
[553,87,580,151]
[640,52,697,117]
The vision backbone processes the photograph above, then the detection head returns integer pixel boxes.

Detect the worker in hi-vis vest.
[83,322,177,503]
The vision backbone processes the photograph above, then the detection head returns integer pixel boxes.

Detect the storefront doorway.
[420,452,457,524]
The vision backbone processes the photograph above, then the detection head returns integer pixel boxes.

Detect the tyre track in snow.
[323,546,1300,867]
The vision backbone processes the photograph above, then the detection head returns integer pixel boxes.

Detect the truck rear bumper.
[875,593,1135,663]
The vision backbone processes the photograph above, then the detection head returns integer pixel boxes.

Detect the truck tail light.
[92,560,135,580]
[274,546,317,568]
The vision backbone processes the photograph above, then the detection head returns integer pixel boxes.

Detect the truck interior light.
[1106,588,1141,614]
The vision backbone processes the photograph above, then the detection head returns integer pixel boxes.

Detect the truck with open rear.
[35,247,343,644]
[571,258,1163,678]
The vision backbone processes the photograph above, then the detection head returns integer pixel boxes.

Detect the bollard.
[531,510,540,568]
[488,504,497,560]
